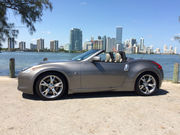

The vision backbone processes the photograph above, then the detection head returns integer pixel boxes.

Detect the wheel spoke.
[50,76,55,84]
[141,77,146,83]
[139,85,144,89]
[40,81,49,87]
[51,88,58,95]
[148,83,155,88]
[54,82,62,87]
[147,77,152,83]
[145,86,150,94]
[42,88,50,96]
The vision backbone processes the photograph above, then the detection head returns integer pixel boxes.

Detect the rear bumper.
[159,69,164,88]
[17,72,34,94]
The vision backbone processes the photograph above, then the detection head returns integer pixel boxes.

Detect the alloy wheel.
[138,74,156,95]
[39,75,63,99]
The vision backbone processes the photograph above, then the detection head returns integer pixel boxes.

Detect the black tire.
[135,73,158,96]
[35,72,67,100]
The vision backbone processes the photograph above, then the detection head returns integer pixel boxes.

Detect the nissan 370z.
[18,50,163,100]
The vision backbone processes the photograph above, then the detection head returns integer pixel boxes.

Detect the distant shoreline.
[0,50,179,55]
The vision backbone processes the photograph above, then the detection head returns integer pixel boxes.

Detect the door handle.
[124,64,129,71]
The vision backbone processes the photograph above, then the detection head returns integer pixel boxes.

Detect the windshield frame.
[72,49,104,61]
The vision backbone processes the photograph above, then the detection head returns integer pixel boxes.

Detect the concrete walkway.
[0,76,180,135]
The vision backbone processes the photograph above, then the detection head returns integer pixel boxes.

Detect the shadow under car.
[22,89,169,101]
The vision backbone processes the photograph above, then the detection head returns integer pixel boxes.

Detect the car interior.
[99,51,127,63]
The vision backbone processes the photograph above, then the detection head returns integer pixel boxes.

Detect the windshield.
[72,50,99,61]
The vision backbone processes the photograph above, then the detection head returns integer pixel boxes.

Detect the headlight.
[23,68,32,73]
[22,67,31,71]
[22,66,40,73]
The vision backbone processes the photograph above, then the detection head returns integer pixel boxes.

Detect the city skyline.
[3,26,179,53]
[1,0,180,53]
[6,27,178,55]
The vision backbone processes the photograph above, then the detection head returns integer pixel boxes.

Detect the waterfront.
[0,52,180,80]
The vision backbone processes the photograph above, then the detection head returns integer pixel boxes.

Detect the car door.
[80,61,127,92]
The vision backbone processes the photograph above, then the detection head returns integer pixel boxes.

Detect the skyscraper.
[30,43,37,51]
[69,28,82,52]
[8,38,15,51]
[84,41,93,50]
[106,37,116,52]
[169,45,173,54]
[116,27,123,44]
[163,45,168,54]
[116,27,123,51]
[93,39,103,50]
[130,38,137,47]
[19,41,26,51]
[102,36,106,51]
[50,40,59,52]
[37,38,44,51]
[174,47,177,54]
[140,37,144,51]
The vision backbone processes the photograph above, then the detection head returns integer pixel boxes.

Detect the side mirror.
[92,56,101,62]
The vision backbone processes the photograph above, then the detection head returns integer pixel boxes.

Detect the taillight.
[152,61,162,69]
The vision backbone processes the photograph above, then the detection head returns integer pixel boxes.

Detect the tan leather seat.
[105,53,112,62]
[115,53,122,63]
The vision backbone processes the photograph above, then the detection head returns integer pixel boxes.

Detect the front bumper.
[17,71,34,94]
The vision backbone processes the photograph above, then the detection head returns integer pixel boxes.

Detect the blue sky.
[3,0,180,52]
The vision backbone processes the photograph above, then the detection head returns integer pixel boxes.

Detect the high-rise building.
[140,37,145,51]
[163,45,168,54]
[124,39,132,54]
[132,44,139,54]
[116,27,123,51]
[102,36,106,51]
[37,38,44,51]
[84,41,93,50]
[93,39,103,50]
[50,40,59,52]
[106,37,116,52]
[19,41,26,51]
[174,47,177,54]
[64,43,70,51]
[116,27,122,44]
[130,38,137,47]
[155,48,161,54]
[98,36,101,40]
[8,38,15,51]
[30,43,37,51]
[69,28,82,52]
[169,45,173,54]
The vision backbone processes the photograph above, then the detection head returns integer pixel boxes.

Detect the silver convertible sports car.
[18,49,163,100]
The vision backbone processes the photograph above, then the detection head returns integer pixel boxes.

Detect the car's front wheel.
[135,73,158,96]
[35,72,67,100]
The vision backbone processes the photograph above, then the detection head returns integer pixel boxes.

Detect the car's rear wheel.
[35,72,67,100]
[135,73,158,96]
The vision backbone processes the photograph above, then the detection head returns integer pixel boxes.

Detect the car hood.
[39,59,73,65]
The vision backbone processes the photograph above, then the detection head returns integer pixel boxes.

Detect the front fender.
[32,63,81,92]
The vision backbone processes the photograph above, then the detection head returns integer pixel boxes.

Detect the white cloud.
[170,38,175,41]
[80,1,87,5]
[171,33,180,41]
[41,31,51,35]
[174,33,180,36]
[31,38,37,42]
